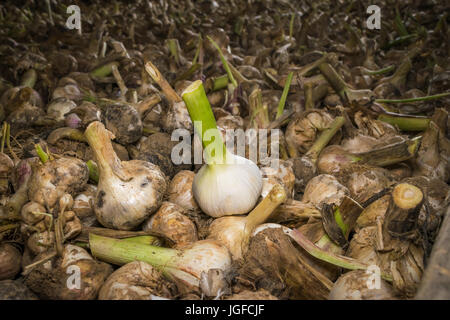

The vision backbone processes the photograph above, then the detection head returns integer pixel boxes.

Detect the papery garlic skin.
[168,170,200,213]
[27,157,89,209]
[0,244,22,280]
[46,98,76,122]
[302,174,349,209]
[95,160,167,230]
[329,270,397,300]
[167,240,231,290]
[208,216,246,259]
[99,261,176,300]
[143,201,198,247]
[193,154,262,218]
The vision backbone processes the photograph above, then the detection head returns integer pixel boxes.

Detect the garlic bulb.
[27,157,89,209]
[329,270,397,300]
[285,110,335,155]
[104,103,143,145]
[193,153,263,217]
[89,234,231,293]
[72,184,97,227]
[46,98,77,122]
[84,121,167,230]
[341,134,379,153]
[144,61,192,133]
[182,80,263,218]
[260,161,295,199]
[0,243,22,280]
[207,184,286,260]
[345,167,392,203]
[143,201,198,247]
[99,261,177,300]
[24,244,113,300]
[21,201,46,225]
[51,83,83,101]
[162,100,193,132]
[168,170,200,213]
[199,268,231,298]
[302,174,349,209]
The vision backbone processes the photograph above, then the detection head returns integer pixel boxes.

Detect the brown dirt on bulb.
[24,258,113,300]
[104,104,143,145]
[27,157,89,210]
[99,261,178,300]
[136,132,191,177]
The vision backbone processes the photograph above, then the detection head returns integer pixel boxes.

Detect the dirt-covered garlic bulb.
[144,61,192,133]
[26,230,55,256]
[0,243,22,280]
[5,87,45,130]
[207,184,286,260]
[162,100,193,133]
[84,121,167,230]
[27,157,89,209]
[72,184,97,227]
[51,81,84,102]
[104,103,143,145]
[99,261,177,300]
[346,226,382,267]
[260,161,295,199]
[168,170,200,213]
[1,69,43,116]
[0,153,14,195]
[343,166,392,204]
[135,132,178,178]
[20,201,47,227]
[24,244,112,300]
[302,174,349,209]
[285,110,336,155]
[199,268,231,298]
[414,108,449,182]
[217,114,245,150]
[68,101,102,129]
[317,145,357,174]
[143,202,198,247]
[46,98,77,122]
